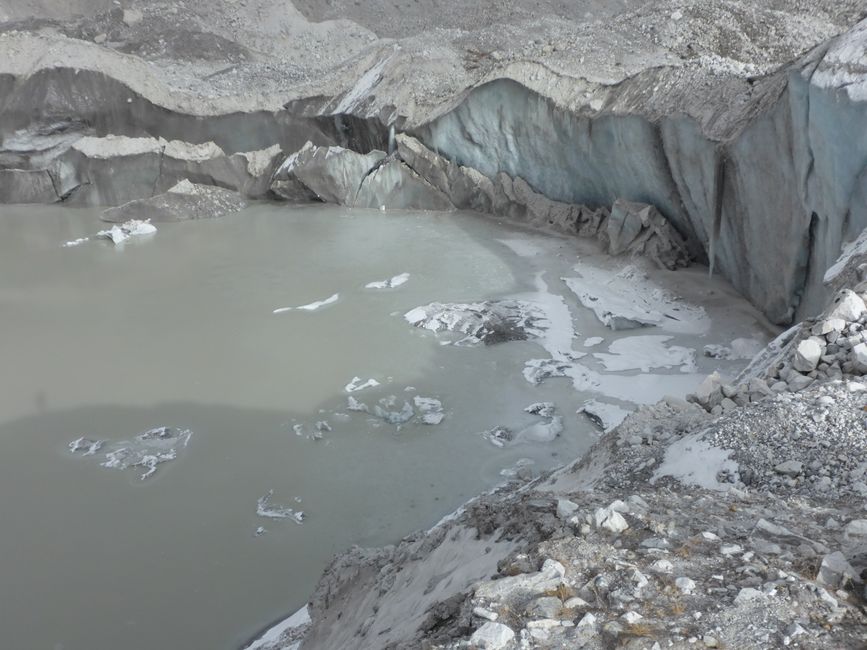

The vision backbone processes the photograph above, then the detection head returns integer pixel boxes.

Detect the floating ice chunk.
[524,402,556,418]
[273,293,339,314]
[523,358,596,391]
[96,219,157,245]
[62,237,90,248]
[345,376,381,392]
[583,336,605,348]
[499,458,536,477]
[69,437,104,455]
[365,272,410,289]
[373,397,415,425]
[315,421,331,433]
[257,490,305,524]
[255,526,267,537]
[70,426,192,480]
[347,396,369,412]
[481,426,512,448]
[578,400,631,432]
[413,396,445,425]
[593,335,696,373]
[563,265,708,334]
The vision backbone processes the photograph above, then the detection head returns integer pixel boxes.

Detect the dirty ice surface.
[0,205,771,650]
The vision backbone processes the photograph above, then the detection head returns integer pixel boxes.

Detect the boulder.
[828,289,867,322]
[469,622,515,649]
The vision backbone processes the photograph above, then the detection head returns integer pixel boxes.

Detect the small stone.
[122,8,144,26]
[816,551,860,589]
[704,635,720,648]
[94,33,107,44]
[621,611,643,624]
[473,607,498,621]
[469,622,515,649]
[852,342,867,369]
[563,596,589,609]
[576,612,597,628]
[594,507,629,534]
[525,596,563,619]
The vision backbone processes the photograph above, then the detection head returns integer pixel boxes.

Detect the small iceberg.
[345,376,380,392]
[365,272,410,289]
[413,396,445,425]
[96,219,157,245]
[273,293,339,314]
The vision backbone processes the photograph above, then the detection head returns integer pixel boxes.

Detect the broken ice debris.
[68,437,104,456]
[273,293,339,314]
[257,490,304,524]
[69,426,192,480]
[345,376,381,392]
[62,237,90,248]
[365,272,410,289]
[413,396,445,424]
[96,219,157,245]
[373,396,415,425]
[577,400,631,432]
[481,426,513,448]
[347,396,369,412]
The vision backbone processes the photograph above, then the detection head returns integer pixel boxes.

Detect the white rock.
[621,611,643,624]
[122,8,143,26]
[576,612,597,628]
[594,507,629,534]
[812,318,846,336]
[469,622,515,649]
[649,559,673,574]
[675,577,696,595]
[828,289,866,322]
[473,607,498,622]
[793,338,823,372]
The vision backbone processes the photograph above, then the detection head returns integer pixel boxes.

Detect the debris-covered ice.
[593,335,697,372]
[69,426,192,480]
[256,490,305,524]
[95,219,157,245]
[365,272,410,289]
[273,293,339,314]
[480,425,513,448]
[345,376,380,392]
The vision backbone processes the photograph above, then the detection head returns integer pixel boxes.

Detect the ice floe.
[273,293,339,314]
[373,395,415,426]
[62,237,90,248]
[347,396,369,412]
[513,402,564,444]
[583,336,605,348]
[96,219,157,245]
[592,335,697,373]
[563,265,708,334]
[256,490,305,524]
[345,376,381,392]
[69,426,192,480]
[365,272,410,289]
[577,400,631,432]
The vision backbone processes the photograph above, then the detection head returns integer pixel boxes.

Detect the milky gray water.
[0,204,771,650]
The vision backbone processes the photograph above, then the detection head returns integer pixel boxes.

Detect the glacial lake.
[0,203,772,650]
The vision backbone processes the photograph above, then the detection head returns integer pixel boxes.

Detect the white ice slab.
[593,335,696,373]
[257,490,304,524]
[345,377,381,392]
[273,293,339,314]
[365,272,410,289]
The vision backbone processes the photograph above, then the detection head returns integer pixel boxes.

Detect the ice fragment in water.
[69,426,191,480]
[365,272,410,289]
[257,490,304,524]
